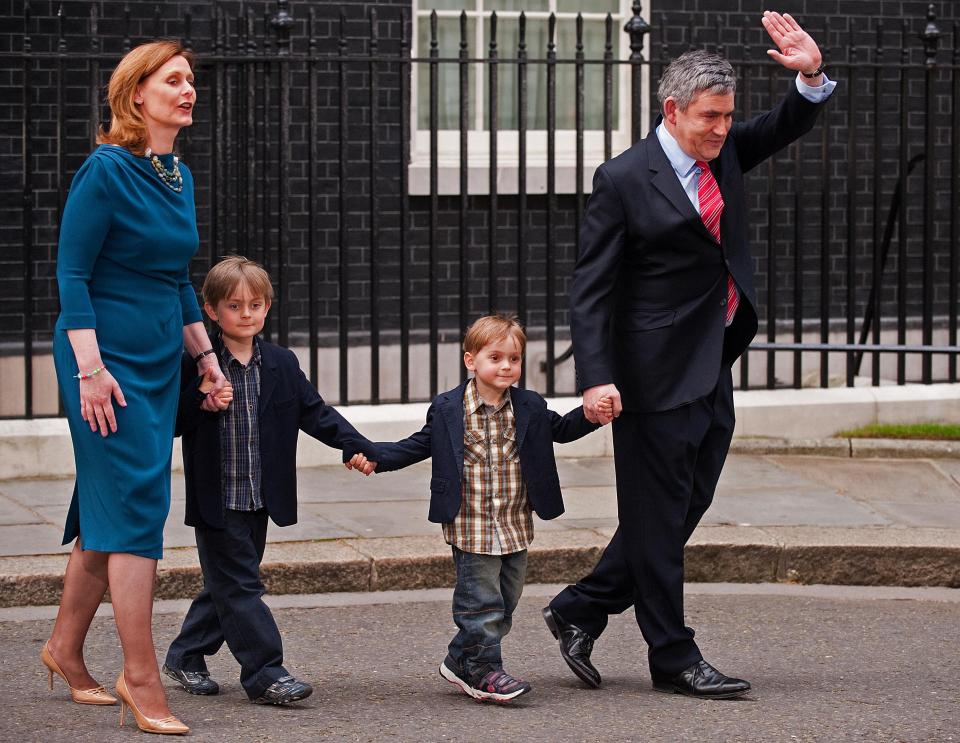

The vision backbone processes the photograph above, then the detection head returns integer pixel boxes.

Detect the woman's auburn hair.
[96,40,194,157]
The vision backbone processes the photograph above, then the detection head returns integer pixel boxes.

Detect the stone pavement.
[1,441,959,606]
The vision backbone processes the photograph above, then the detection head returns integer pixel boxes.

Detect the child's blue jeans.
[446,545,528,684]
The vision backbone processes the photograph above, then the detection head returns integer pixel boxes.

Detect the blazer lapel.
[257,341,278,414]
[647,126,700,225]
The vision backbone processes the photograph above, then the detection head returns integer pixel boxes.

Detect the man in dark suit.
[542,12,836,699]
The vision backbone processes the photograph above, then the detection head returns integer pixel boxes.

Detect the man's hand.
[761,11,823,84]
[345,452,377,476]
[583,384,622,424]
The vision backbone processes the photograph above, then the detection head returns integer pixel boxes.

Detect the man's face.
[664,90,735,162]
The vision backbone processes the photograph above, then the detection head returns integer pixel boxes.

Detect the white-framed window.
[409,0,650,195]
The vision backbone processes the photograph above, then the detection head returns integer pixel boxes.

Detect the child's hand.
[208,382,233,411]
[596,395,615,425]
[345,452,378,476]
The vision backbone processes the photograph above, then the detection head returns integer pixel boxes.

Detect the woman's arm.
[57,156,126,436]
[182,321,227,411]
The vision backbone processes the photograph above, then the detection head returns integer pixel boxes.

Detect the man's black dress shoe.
[651,660,750,699]
[542,606,601,688]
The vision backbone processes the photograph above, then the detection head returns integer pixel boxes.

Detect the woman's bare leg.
[108,552,174,719]
[46,541,109,689]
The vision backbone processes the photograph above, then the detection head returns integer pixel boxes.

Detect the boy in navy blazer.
[163,256,378,706]
[349,315,609,702]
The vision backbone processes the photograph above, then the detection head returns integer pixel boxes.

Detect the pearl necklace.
[145,147,183,192]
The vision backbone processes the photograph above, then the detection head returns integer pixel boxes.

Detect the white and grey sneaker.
[439,660,531,703]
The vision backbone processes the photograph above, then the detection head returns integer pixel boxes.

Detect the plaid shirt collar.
[217,333,262,369]
[464,378,512,416]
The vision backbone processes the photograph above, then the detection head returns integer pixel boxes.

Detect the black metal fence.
[3,0,960,420]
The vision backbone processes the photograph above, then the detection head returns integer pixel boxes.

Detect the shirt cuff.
[795,72,836,103]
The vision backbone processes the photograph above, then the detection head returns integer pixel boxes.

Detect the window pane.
[422,0,472,10]
[487,0,548,10]
[417,16,476,130]
[557,0,618,11]
[484,16,548,130]
[555,19,618,129]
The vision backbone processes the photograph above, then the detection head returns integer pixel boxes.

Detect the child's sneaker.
[439,660,531,703]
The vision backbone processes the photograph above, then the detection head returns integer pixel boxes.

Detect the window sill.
[407,161,602,196]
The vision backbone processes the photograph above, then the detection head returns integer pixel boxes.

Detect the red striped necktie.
[696,160,739,325]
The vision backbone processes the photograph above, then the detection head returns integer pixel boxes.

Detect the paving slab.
[0,493,45,525]
[0,524,69,557]
[296,460,433,502]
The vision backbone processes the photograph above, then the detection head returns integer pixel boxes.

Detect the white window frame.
[409,0,651,195]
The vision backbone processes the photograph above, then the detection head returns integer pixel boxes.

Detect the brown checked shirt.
[442,379,533,555]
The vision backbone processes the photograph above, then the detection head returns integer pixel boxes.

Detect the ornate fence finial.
[921,3,940,66]
[624,0,650,60]
[271,0,294,55]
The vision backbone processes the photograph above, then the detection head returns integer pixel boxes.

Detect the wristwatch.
[801,63,825,79]
[194,348,216,363]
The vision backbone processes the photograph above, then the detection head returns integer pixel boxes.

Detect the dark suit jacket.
[176,335,377,529]
[570,81,829,412]
[374,381,600,524]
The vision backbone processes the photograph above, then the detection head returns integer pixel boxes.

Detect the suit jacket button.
[720,299,726,306]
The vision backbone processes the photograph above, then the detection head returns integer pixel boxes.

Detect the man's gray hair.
[657,50,737,112]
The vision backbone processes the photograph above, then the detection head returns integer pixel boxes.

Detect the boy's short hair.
[202,255,274,307]
[463,314,526,356]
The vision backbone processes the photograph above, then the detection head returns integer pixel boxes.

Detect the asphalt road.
[3,585,958,743]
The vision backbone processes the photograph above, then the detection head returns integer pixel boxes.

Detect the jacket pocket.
[624,309,677,332]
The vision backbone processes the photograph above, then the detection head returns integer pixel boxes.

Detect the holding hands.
[345,452,378,476]
[196,353,229,412]
[198,367,233,411]
[584,383,621,426]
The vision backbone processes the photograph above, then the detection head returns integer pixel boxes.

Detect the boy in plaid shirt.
[349,315,611,702]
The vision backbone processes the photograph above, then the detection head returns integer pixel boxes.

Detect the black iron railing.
[3,1,960,420]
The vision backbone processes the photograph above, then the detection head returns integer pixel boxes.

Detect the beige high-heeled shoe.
[41,642,117,705]
[115,671,189,736]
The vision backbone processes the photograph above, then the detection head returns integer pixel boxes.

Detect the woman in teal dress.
[41,41,226,736]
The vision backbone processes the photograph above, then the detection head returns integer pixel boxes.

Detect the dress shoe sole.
[652,681,750,700]
[542,607,601,689]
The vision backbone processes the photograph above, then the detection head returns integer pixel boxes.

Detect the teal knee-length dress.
[55,144,203,559]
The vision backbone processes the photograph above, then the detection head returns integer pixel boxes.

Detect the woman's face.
[135,55,195,135]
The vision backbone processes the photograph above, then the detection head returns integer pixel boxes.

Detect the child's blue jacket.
[175,334,377,530]
[374,380,599,524]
